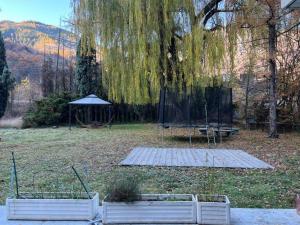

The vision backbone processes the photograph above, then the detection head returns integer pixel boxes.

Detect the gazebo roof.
[282,0,300,8]
[69,94,111,105]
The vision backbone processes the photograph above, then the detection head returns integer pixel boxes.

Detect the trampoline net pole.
[69,104,71,130]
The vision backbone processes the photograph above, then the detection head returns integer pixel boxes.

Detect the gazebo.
[68,94,112,130]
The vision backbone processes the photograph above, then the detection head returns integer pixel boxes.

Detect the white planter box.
[6,192,99,221]
[196,194,230,225]
[102,194,197,224]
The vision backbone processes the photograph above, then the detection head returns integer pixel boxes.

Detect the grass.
[0,124,299,208]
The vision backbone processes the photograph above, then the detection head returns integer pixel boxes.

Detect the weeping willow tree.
[73,0,238,104]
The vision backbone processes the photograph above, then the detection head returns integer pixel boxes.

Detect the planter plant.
[102,173,197,224]
[196,194,230,225]
[6,192,99,221]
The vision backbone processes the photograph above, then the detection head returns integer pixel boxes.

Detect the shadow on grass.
[165,135,232,144]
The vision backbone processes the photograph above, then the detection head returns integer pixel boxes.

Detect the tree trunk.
[244,73,250,129]
[9,89,14,116]
[268,20,278,138]
[158,1,166,88]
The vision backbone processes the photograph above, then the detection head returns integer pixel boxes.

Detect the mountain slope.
[0,20,77,81]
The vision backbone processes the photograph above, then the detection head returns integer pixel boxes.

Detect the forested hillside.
[0,20,76,81]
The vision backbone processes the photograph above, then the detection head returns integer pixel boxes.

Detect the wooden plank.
[211,150,241,168]
[141,148,153,165]
[153,147,162,166]
[165,149,172,166]
[236,150,273,169]
[180,149,190,166]
[172,148,178,166]
[189,149,201,167]
[223,150,256,168]
[135,148,148,165]
[186,149,197,167]
[151,148,159,166]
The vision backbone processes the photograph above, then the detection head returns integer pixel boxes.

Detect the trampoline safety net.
[158,87,233,127]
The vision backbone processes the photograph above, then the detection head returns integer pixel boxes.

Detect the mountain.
[0,20,77,82]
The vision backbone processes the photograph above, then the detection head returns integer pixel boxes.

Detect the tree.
[0,66,15,118]
[73,0,237,104]
[0,31,14,118]
[234,0,286,137]
[275,14,300,126]
[41,57,54,97]
[66,60,75,93]
[266,1,279,138]
[74,0,299,137]
[0,31,6,75]
[75,37,100,97]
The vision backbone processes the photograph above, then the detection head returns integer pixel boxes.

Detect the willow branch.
[277,21,300,37]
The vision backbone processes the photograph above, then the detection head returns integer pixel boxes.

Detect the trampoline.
[158,86,238,142]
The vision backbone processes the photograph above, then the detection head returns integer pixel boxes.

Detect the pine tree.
[41,58,54,97]
[0,31,14,118]
[75,38,99,97]
[0,31,6,75]
[0,66,15,118]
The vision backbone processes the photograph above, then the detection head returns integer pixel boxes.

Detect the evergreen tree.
[0,31,14,118]
[41,58,54,97]
[0,31,6,75]
[0,66,15,118]
[75,37,99,97]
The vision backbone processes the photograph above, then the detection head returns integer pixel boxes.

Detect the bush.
[105,172,141,202]
[23,93,74,128]
[254,100,268,123]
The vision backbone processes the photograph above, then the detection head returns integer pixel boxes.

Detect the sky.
[0,0,72,27]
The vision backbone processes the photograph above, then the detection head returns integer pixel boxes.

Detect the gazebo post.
[109,106,112,128]
[88,106,91,123]
[69,104,72,130]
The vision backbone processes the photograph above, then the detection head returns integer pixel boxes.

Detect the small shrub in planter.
[196,194,230,225]
[102,173,197,224]
[104,172,141,202]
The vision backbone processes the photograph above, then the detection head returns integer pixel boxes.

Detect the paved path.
[120,147,273,169]
[1,206,299,225]
[231,208,300,225]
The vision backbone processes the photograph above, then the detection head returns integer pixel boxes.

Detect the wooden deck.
[120,147,273,169]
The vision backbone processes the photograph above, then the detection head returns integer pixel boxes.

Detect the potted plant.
[102,173,197,224]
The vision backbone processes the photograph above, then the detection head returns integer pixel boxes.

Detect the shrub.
[105,172,141,202]
[254,100,268,123]
[23,93,74,128]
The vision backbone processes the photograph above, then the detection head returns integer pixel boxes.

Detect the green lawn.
[0,124,299,208]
